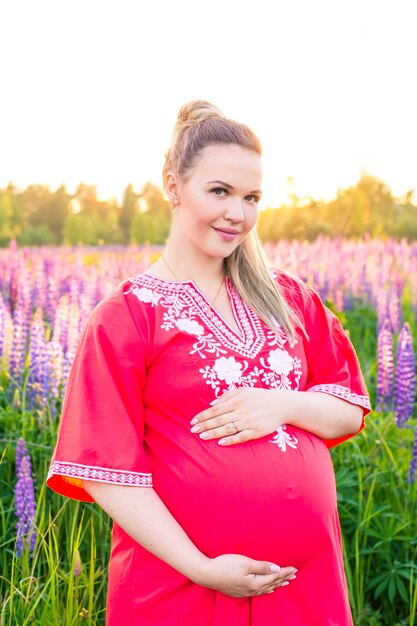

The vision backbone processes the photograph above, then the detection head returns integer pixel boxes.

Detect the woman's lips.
[213,228,240,241]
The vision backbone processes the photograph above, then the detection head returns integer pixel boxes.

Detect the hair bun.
[176,99,225,129]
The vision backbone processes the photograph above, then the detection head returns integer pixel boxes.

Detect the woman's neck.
[161,247,225,284]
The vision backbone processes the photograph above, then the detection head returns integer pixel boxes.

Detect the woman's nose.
[224,199,245,222]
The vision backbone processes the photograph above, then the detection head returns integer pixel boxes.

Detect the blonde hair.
[163,99,305,343]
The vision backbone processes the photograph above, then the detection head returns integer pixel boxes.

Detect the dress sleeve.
[300,285,371,448]
[46,284,152,502]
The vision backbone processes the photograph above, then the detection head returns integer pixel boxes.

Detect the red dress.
[47,269,371,626]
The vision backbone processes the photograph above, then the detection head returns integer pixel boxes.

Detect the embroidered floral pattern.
[125,275,266,359]
[269,425,299,451]
[176,318,204,336]
[129,285,163,306]
[200,358,264,396]
[213,356,243,385]
[123,273,370,456]
[48,461,152,487]
[267,348,294,375]
[307,384,371,411]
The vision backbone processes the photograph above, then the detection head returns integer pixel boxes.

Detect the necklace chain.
[161,254,224,306]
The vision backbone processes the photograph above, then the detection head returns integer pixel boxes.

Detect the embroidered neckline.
[128,273,266,358]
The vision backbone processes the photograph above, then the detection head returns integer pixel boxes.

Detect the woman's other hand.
[195,554,297,597]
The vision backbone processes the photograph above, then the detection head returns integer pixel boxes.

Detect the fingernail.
[288,574,297,580]
[199,432,209,439]
[209,399,219,406]
[269,565,280,573]
[218,439,226,445]
[267,590,275,594]
[190,425,200,433]
[280,581,289,587]
[190,418,198,425]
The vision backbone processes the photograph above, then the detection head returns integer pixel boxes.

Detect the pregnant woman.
[47,99,371,625]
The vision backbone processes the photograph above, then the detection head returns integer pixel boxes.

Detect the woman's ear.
[165,172,180,208]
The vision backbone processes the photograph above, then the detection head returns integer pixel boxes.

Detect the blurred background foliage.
[0,175,416,247]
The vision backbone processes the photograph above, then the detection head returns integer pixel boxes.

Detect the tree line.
[0,175,415,247]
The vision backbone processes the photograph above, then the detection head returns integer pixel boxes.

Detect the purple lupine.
[0,293,8,361]
[14,438,37,557]
[52,295,70,355]
[44,274,59,325]
[409,425,417,484]
[388,288,403,334]
[33,257,47,313]
[376,318,395,412]
[27,308,49,409]
[7,242,19,314]
[394,323,416,427]
[46,341,64,417]
[61,349,76,393]
[9,292,28,387]
[376,289,389,334]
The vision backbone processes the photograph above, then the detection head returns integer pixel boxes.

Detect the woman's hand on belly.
[194,554,297,598]
[190,387,284,446]
[190,386,363,445]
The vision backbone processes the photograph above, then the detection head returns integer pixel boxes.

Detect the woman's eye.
[211,187,227,196]
[246,195,259,203]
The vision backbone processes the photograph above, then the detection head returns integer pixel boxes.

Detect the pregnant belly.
[148,426,339,567]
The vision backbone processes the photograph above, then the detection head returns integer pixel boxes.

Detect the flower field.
[0,238,416,625]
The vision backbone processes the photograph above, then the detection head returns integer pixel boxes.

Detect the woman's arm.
[277,390,363,438]
[190,388,364,445]
[83,481,297,597]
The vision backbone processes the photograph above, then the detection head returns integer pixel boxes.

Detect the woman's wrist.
[185,553,213,586]
[273,389,294,426]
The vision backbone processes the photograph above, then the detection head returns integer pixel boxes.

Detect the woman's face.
[167,144,262,260]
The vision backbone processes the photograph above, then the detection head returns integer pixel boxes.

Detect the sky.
[1,0,416,209]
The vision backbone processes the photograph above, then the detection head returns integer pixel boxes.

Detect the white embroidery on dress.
[190,334,228,359]
[258,343,303,391]
[213,356,243,385]
[176,317,204,336]
[125,274,302,452]
[269,425,299,451]
[200,356,265,396]
[129,285,164,306]
[125,275,265,359]
[307,384,371,411]
[48,461,153,487]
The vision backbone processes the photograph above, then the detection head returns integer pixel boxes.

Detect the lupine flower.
[67,299,82,355]
[52,295,70,355]
[14,438,37,557]
[409,425,417,484]
[376,290,389,334]
[376,318,394,412]
[46,341,64,403]
[27,308,49,409]
[9,293,28,387]
[394,323,416,427]
[388,288,403,334]
[61,349,76,393]
[0,293,7,361]
[44,274,59,325]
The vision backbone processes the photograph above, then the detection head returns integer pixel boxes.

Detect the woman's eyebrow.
[206,179,262,195]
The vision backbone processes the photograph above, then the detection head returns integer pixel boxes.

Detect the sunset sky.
[1,0,415,209]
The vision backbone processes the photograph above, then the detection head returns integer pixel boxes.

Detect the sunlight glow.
[0,0,415,207]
